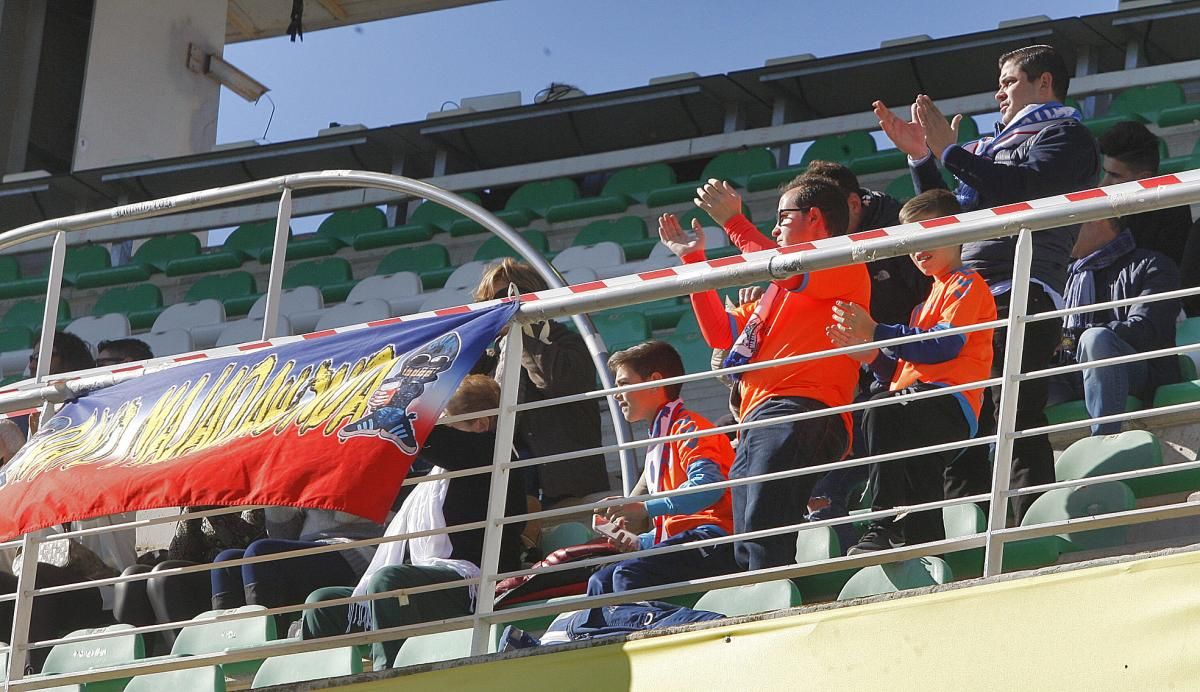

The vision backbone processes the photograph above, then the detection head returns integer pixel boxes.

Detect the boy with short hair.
[827,189,996,552]
[588,341,737,595]
[659,175,871,571]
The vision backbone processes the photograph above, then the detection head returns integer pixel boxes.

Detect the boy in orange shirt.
[828,189,996,552]
[659,175,871,571]
[589,341,737,595]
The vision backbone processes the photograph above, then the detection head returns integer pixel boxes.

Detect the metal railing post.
[33,232,66,383]
[6,533,42,687]
[983,228,1035,577]
[469,317,524,655]
[260,188,293,340]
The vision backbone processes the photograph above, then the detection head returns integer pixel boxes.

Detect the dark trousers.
[863,386,969,545]
[303,564,470,671]
[0,565,108,672]
[944,286,1060,522]
[211,538,357,610]
[732,397,849,571]
[586,525,738,596]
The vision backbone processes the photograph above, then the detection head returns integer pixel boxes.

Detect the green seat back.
[282,257,353,290]
[1177,317,1200,346]
[795,525,840,563]
[473,230,549,262]
[1055,430,1162,483]
[394,629,474,668]
[594,311,650,346]
[377,245,450,275]
[837,557,954,601]
[126,665,226,692]
[185,271,257,303]
[668,331,713,375]
[702,148,777,182]
[0,326,33,352]
[0,255,21,282]
[942,503,985,538]
[133,234,201,272]
[172,606,278,657]
[602,163,677,202]
[318,207,387,245]
[886,167,957,201]
[956,115,980,143]
[1109,82,1185,119]
[93,283,163,317]
[1020,481,1136,552]
[574,217,648,247]
[43,624,145,675]
[539,522,594,553]
[802,131,878,165]
[506,178,580,216]
[2,298,70,330]
[408,192,481,231]
[251,647,362,688]
[694,580,802,618]
[224,220,288,258]
[62,244,111,282]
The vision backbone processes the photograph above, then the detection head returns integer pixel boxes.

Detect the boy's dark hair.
[32,330,95,374]
[900,189,962,224]
[1098,120,1161,174]
[97,338,154,362]
[999,45,1070,102]
[473,258,550,302]
[608,340,685,401]
[779,175,851,236]
[803,160,860,197]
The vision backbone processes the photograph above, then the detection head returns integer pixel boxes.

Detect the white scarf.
[347,465,480,630]
[644,399,684,544]
[721,284,782,379]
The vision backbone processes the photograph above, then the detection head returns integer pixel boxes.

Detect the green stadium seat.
[1043,396,1142,427]
[540,521,594,553]
[394,629,475,668]
[60,244,112,285]
[377,245,453,289]
[1111,82,1185,122]
[956,115,981,143]
[1053,430,1191,499]
[638,297,689,331]
[1003,481,1135,571]
[802,131,877,166]
[594,311,651,347]
[669,331,713,375]
[76,234,203,289]
[449,178,579,236]
[92,283,164,330]
[941,502,987,579]
[473,229,549,262]
[352,224,435,251]
[42,624,144,692]
[125,665,226,692]
[573,216,654,259]
[0,255,19,282]
[166,221,288,276]
[885,168,957,202]
[261,208,387,261]
[2,298,70,331]
[0,326,33,353]
[794,526,856,602]
[1156,102,1200,128]
[1178,354,1198,381]
[172,606,278,677]
[185,270,259,318]
[408,191,482,233]
[544,163,680,222]
[251,647,362,688]
[837,557,953,600]
[849,149,907,176]
[645,149,777,207]
[1178,316,1200,347]
[693,580,802,618]
[283,257,354,303]
[745,164,807,193]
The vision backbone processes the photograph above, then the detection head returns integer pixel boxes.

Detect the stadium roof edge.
[224,0,497,43]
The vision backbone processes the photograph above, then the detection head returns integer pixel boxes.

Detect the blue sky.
[216,0,1116,145]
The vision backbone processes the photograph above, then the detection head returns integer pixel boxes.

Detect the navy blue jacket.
[913,117,1100,295]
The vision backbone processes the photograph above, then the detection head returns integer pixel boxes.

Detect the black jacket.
[1067,246,1182,397]
[1124,205,1200,316]
[913,117,1100,295]
[859,189,932,327]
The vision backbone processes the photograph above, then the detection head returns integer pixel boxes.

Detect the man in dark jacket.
[873,44,1100,520]
[1048,217,1181,435]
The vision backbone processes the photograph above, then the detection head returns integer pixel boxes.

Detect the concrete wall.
[73,0,226,171]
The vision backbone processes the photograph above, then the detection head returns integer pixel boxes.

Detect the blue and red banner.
[0,303,516,540]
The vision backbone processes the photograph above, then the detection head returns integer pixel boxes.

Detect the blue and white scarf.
[643,399,684,545]
[1062,229,1137,333]
[956,102,1082,210]
[721,284,782,379]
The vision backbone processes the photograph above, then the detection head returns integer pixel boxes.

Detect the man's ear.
[1038,72,1055,98]
[807,207,833,239]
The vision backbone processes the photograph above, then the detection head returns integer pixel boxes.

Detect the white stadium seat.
[140,329,194,358]
[418,289,473,312]
[248,286,325,334]
[216,316,294,348]
[151,300,226,350]
[442,261,487,291]
[65,313,132,350]
[346,272,423,315]
[314,299,391,331]
[552,242,625,274]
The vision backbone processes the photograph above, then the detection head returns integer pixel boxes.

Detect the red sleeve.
[682,246,739,349]
[723,214,775,254]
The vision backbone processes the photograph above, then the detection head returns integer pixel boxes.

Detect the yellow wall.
[340,549,1200,691]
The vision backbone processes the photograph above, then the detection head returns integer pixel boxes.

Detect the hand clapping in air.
[657,213,706,259]
[874,96,964,161]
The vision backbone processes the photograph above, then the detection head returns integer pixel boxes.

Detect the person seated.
[588,341,737,595]
[95,338,153,366]
[1096,120,1200,316]
[1046,215,1182,436]
[302,374,526,670]
[828,190,996,552]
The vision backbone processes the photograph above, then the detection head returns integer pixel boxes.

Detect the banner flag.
[0,303,517,540]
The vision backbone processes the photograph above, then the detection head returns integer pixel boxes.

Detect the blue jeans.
[586,525,737,595]
[211,538,357,610]
[1048,327,1148,436]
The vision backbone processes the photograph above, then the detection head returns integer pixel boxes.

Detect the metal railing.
[1,169,1200,689]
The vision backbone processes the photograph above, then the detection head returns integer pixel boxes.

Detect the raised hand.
[694,179,743,226]
[831,300,879,343]
[658,213,706,259]
[826,322,878,363]
[738,285,765,305]
[874,100,928,159]
[914,94,961,160]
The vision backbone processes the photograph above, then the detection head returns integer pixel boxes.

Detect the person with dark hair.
[588,341,736,595]
[96,338,154,366]
[873,44,1100,522]
[28,330,95,376]
[658,175,870,571]
[1096,120,1200,315]
[828,190,996,552]
[471,258,610,512]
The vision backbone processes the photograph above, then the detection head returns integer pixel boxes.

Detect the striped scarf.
[1063,229,1137,333]
[721,284,782,379]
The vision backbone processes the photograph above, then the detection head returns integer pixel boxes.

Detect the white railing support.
[260,187,293,340]
[6,532,41,687]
